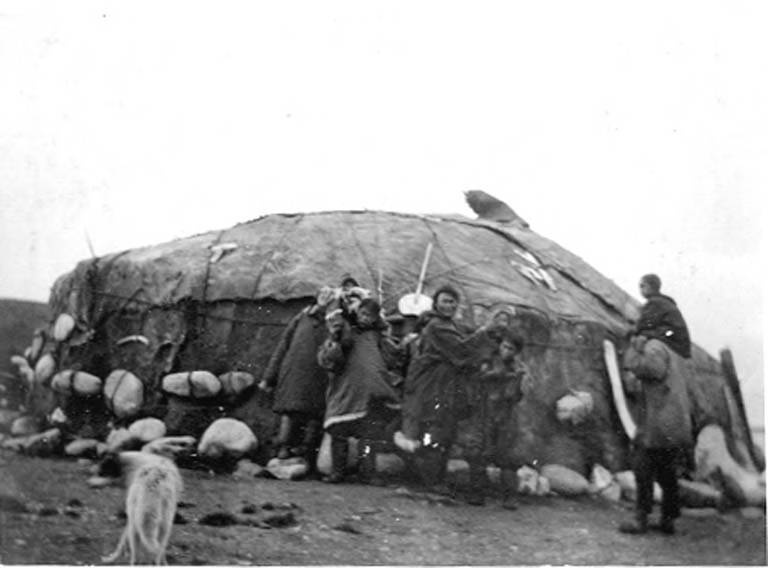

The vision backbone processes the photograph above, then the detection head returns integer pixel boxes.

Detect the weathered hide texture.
[11,208,755,478]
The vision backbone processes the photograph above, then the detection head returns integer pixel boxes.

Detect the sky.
[0,1,765,426]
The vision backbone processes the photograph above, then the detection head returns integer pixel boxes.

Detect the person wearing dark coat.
[465,329,533,508]
[398,284,498,490]
[635,274,691,359]
[260,286,336,462]
[317,298,402,484]
[619,334,694,535]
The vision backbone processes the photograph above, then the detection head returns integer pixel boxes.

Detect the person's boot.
[649,516,676,535]
[358,441,386,486]
[619,513,649,534]
[501,480,519,511]
[463,463,487,506]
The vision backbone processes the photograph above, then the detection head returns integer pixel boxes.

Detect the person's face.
[639,280,653,299]
[435,292,458,318]
[357,307,376,327]
[499,340,517,360]
[493,313,511,327]
[346,295,362,313]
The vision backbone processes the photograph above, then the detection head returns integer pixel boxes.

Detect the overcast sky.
[0,1,765,426]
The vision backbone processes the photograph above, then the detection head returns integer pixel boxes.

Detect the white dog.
[100,450,183,565]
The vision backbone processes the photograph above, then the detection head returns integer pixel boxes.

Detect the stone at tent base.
[614,470,663,503]
[10,415,41,437]
[233,459,266,479]
[105,427,142,453]
[589,464,613,492]
[65,438,101,458]
[739,506,765,519]
[128,417,167,443]
[87,475,114,489]
[695,424,765,507]
[516,465,550,496]
[678,478,723,508]
[555,391,594,425]
[142,436,197,458]
[197,418,258,459]
[0,409,22,432]
[596,481,622,502]
[541,464,589,496]
[2,428,61,456]
[267,457,308,480]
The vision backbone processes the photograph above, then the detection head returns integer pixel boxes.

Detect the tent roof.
[52,210,640,331]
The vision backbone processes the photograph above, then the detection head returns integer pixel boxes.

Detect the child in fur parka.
[317,298,403,484]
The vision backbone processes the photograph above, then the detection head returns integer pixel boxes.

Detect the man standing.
[635,274,691,359]
[619,334,694,535]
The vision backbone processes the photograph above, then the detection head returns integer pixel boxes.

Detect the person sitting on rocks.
[635,273,691,359]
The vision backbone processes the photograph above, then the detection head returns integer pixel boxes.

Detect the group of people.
[260,270,695,535]
[259,275,533,507]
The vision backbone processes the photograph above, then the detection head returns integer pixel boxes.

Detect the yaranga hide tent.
[28,197,760,477]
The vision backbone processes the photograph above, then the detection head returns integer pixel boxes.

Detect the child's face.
[493,313,511,327]
[357,307,377,327]
[499,340,518,359]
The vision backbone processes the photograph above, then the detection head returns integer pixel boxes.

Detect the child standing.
[317,298,402,484]
[465,330,533,508]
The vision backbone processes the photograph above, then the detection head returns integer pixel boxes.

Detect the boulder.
[678,478,723,508]
[694,424,765,506]
[10,415,41,436]
[267,457,309,480]
[589,464,613,492]
[142,436,197,457]
[218,372,256,397]
[540,464,589,496]
[34,353,56,384]
[197,418,258,459]
[162,371,221,399]
[65,438,101,458]
[51,370,102,396]
[233,459,266,479]
[103,370,144,419]
[555,390,594,425]
[2,428,61,456]
[105,427,141,453]
[0,409,22,432]
[517,465,550,496]
[53,313,76,342]
[128,417,167,443]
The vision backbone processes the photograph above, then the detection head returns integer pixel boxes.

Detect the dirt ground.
[0,450,765,566]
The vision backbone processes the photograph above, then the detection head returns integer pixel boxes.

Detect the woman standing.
[399,284,498,489]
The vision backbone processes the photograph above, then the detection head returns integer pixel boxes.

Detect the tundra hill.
[0,298,49,373]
